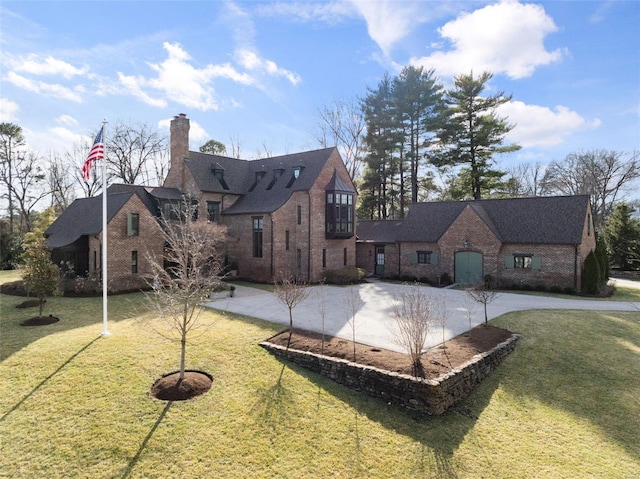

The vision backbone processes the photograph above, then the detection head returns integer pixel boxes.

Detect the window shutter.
[531,256,541,270]
[505,255,514,269]
[410,252,417,265]
[127,213,133,236]
[431,253,439,265]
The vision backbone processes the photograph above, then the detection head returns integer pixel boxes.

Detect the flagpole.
[100,118,110,337]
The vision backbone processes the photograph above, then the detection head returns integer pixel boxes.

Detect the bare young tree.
[391,284,438,378]
[7,150,49,232]
[274,275,310,349]
[462,293,478,336]
[505,161,548,197]
[344,285,364,362]
[229,134,243,159]
[316,97,366,181]
[145,200,228,381]
[107,121,168,185]
[316,280,328,355]
[466,284,499,327]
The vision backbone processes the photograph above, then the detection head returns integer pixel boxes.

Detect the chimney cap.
[175,113,188,119]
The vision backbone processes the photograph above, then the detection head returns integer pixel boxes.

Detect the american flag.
[82,126,105,180]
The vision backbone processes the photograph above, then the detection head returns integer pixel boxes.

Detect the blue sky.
[1,1,638,174]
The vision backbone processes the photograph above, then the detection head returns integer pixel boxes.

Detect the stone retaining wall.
[260,334,519,415]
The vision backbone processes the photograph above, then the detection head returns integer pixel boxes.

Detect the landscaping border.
[260,333,519,415]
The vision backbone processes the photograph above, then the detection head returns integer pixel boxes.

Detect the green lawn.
[1,271,639,478]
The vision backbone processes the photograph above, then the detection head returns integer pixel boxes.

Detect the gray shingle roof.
[44,184,173,248]
[356,220,405,243]
[188,147,339,215]
[360,195,590,245]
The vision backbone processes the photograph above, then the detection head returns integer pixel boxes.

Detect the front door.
[375,246,385,276]
[455,251,483,284]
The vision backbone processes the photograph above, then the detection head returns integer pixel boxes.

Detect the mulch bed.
[267,325,513,377]
[150,370,213,401]
[20,315,60,326]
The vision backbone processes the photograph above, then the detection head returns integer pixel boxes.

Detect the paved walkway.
[204,279,640,353]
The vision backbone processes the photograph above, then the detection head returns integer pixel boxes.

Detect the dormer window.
[286,166,304,188]
[212,166,229,190]
[249,171,266,192]
[267,169,284,190]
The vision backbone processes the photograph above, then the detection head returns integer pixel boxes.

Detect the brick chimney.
[166,113,190,190]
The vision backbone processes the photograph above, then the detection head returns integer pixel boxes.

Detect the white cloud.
[256,1,357,24]
[50,126,85,145]
[350,0,428,57]
[412,0,566,79]
[0,97,20,122]
[499,100,601,148]
[6,54,88,78]
[235,48,301,85]
[55,114,78,126]
[4,72,84,102]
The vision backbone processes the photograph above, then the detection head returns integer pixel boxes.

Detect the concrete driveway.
[204,279,640,353]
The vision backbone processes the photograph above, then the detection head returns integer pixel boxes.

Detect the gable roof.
[356,220,405,243]
[44,184,178,248]
[364,195,590,245]
[198,147,342,215]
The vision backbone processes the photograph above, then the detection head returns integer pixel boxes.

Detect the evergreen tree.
[582,250,601,295]
[605,203,640,270]
[433,71,520,200]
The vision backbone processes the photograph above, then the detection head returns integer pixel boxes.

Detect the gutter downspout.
[270,214,274,280]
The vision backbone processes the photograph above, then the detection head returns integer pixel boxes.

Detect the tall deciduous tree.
[316,97,366,181]
[107,121,168,185]
[542,149,640,228]
[0,123,26,233]
[433,71,520,200]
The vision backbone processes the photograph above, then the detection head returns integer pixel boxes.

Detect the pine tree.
[605,203,640,270]
[433,71,520,200]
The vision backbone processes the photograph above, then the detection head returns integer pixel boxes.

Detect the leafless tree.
[434,297,451,350]
[274,275,310,349]
[316,280,328,355]
[229,134,243,159]
[466,285,499,327]
[391,284,438,377]
[67,137,103,198]
[47,152,76,214]
[316,97,366,181]
[462,293,477,336]
[543,149,640,228]
[6,150,49,232]
[504,161,549,197]
[107,121,168,185]
[145,200,228,381]
[344,285,364,362]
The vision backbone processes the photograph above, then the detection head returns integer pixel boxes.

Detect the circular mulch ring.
[16,299,43,309]
[150,370,213,401]
[20,315,60,326]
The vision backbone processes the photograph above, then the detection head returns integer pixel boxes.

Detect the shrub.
[563,286,576,295]
[582,250,601,295]
[322,267,366,285]
[535,284,547,292]
[549,285,563,294]
[439,272,452,285]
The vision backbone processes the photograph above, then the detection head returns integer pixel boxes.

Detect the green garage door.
[455,251,483,284]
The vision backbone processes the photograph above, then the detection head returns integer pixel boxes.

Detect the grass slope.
[0,273,638,478]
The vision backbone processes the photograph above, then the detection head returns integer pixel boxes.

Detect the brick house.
[356,196,596,292]
[44,184,175,291]
[45,114,357,288]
